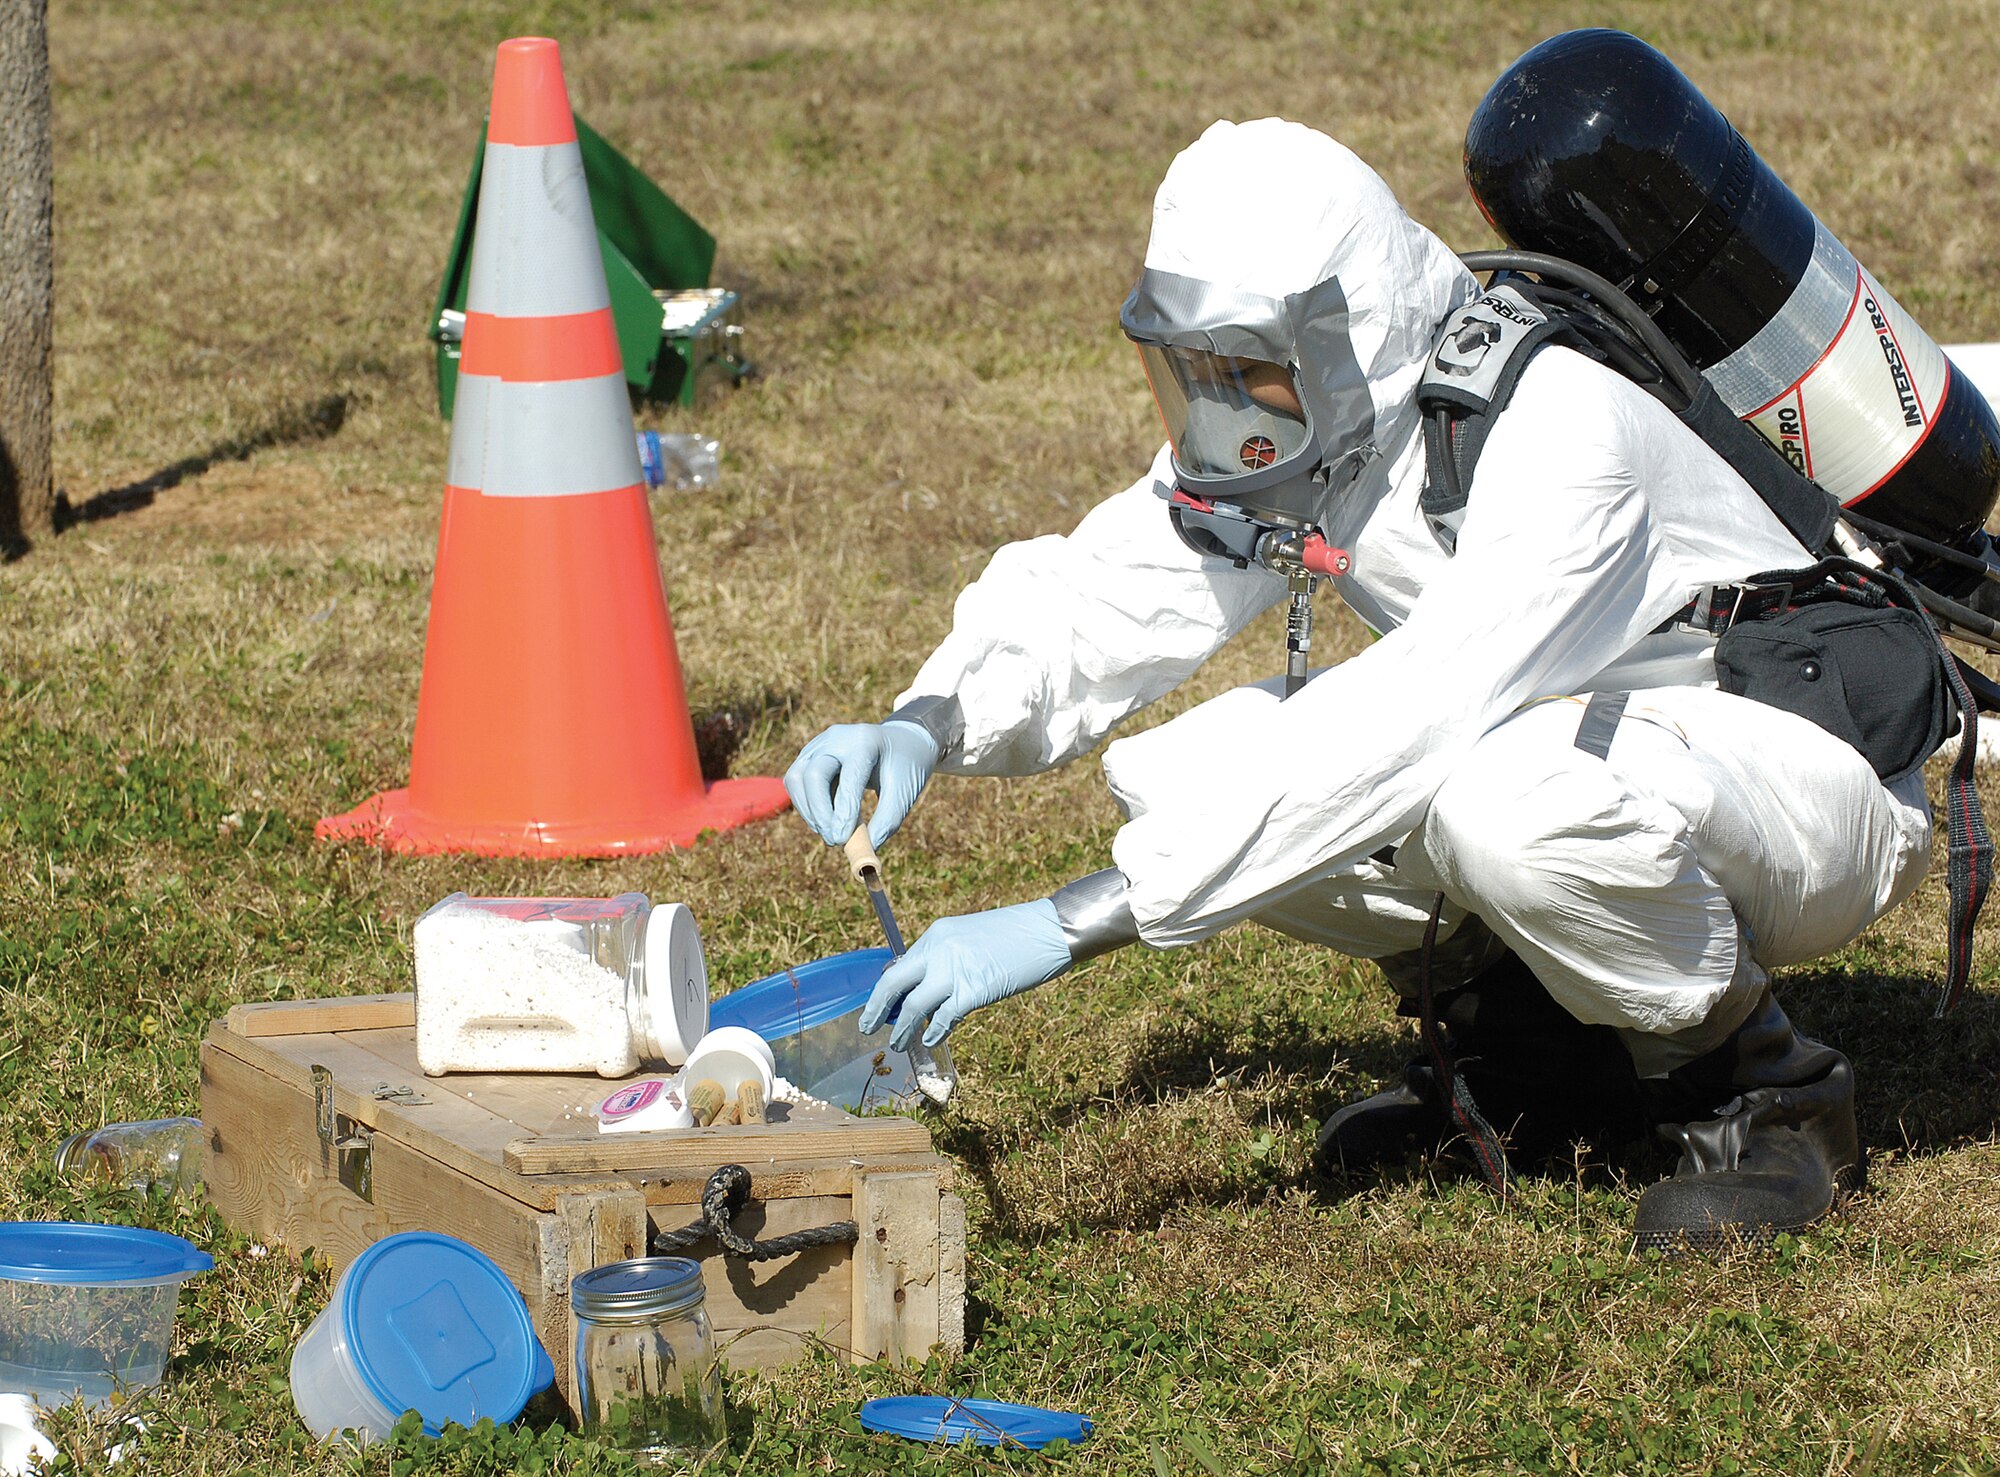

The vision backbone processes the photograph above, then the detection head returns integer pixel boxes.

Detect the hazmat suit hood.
[1121,119,1477,553]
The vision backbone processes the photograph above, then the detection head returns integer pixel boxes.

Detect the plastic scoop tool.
[843,828,955,1105]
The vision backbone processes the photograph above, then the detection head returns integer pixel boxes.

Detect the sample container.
[0,1392,55,1472]
[571,1257,724,1466]
[680,1026,776,1110]
[290,1232,553,1446]
[708,949,953,1110]
[0,1222,212,1408]
[414,893,709,1077]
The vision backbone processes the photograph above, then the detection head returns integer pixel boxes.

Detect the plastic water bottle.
[636,432,721,492]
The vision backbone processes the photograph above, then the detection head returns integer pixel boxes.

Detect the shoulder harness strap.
[1416,284,1572,553]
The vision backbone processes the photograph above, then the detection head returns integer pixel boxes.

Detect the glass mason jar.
[413,893,709,1077]
[571,1257,724,1466]
[54,1118,206,1197]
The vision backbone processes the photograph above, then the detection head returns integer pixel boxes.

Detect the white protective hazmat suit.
[897,120,1933,1071]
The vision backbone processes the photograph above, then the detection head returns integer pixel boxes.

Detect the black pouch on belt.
[1707,558,1955,785]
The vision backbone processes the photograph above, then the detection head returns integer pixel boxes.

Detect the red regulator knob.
[1301,535,1352,577]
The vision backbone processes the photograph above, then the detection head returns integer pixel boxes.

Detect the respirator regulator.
[1121,268,1364,696]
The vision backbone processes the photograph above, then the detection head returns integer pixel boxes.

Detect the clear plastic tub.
[290,1232,552,1447]
[708,950,953,1110]
[289,1299,398,1445]
[0,1222,212,1408]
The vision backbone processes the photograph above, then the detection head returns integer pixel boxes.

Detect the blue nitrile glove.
[783,720,941,849]
[859,900,1074,1050]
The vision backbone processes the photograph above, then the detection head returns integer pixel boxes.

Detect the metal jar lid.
[571,1256,707,1324]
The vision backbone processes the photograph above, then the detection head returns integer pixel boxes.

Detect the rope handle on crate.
[650,1163,860,1261]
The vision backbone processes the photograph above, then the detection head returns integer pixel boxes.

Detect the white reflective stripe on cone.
[448,372,646,497]
[466,141,611,319]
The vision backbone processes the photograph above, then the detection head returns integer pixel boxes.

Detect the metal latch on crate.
[311,1064,374,1204]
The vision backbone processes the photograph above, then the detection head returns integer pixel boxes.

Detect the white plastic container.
[414,894,708,1077]
[291,1232,552,1446]
[595,1077,695,1134]
[0,1394,54,1475]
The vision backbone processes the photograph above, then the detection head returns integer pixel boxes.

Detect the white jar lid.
[636,903,709,1066]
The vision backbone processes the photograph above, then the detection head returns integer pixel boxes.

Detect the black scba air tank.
[1463,28,2000,560]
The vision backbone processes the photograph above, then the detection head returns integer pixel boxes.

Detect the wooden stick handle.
[844,827,881,882]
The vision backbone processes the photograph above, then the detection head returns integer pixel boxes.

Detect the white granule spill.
[770,1075,830,1110]
[415,906,639,1077]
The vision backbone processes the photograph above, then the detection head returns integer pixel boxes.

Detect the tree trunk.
[0,0,54,552]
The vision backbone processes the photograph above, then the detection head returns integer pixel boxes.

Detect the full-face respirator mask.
[1121,267,1376,693]
[1121,267,1374,576]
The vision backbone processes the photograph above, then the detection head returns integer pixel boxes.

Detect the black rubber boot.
[1316,952,1647,1176]
[1316,1061,1448,1174]
[1632,989,1864,1252]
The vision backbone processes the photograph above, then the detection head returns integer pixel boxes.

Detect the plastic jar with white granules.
[413,894,709,1078]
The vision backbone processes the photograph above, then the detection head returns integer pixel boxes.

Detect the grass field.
[6,0,2000,1471]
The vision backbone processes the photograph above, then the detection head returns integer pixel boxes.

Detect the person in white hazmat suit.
[785,119,1933,1249]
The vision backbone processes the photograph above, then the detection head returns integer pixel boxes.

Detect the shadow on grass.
[944,966,2000,1237]
[46,392,352,536]
[930,1014,1422,1236]
[1779,966,2000,1155]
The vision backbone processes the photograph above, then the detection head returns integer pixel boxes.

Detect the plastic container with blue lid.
[709,948,950,1109]
[0,1221,213,1407]
[0,1222,213,1285]
[289,1232,554,1447]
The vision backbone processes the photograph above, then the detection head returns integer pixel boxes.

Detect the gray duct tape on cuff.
[1049,868,1140,963]
[884,693,965,761]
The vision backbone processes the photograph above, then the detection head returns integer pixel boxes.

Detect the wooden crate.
[199,995,964,1408]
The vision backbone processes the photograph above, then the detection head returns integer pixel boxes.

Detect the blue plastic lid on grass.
[338,1232,554,1436]
[0,1222,212,1285]
[859,1396,1094,1449]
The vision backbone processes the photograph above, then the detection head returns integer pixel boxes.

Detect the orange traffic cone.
[318,37,788,856]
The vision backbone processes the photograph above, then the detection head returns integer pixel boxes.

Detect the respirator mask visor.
[1135,345,1313,485]
[1122,268,1373,563]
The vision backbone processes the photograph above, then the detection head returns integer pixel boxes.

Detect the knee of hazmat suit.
[1119,118,1476,565]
